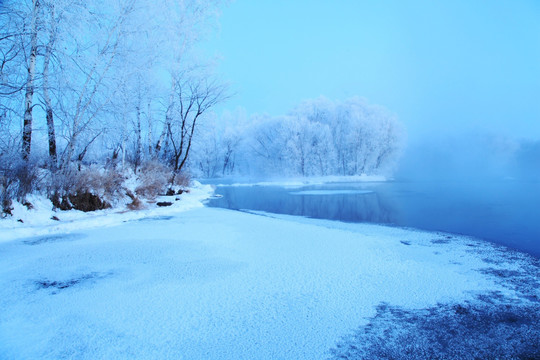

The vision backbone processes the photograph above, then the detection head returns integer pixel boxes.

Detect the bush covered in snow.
[0,155,46,215]
[0,158,191,215]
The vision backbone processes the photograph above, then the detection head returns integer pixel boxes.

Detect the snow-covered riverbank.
[0,186,538,359]
[0,182,214,243]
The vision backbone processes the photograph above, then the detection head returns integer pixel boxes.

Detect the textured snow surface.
[0,198,537,359]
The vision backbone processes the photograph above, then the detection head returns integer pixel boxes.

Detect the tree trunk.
[147,101,153,158]
[121,114,127,169]
[22,0,40,161]
[134,84,142,170]
[43,4,57,169]
[154,81,176,155]
[177,112,200,172]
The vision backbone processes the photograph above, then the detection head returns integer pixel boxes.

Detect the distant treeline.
[190,97,406,178]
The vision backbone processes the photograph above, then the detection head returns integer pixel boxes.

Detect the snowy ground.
[0,184,538,359]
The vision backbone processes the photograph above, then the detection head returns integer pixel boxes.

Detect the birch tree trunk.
[22,0,40,161]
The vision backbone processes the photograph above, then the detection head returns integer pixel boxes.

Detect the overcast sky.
[203,0,540,141]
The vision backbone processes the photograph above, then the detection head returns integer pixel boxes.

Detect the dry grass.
[171,170,190,189]
[135,160,171,199]
[76,166,124,200]
[125,189,144,210]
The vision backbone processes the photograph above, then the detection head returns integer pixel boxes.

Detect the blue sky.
[203,0,540,141]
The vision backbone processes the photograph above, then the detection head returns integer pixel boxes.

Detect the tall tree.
[21,0,40,161]
[42,0,58,168]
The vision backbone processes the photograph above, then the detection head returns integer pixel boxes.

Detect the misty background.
[202,0,540,181]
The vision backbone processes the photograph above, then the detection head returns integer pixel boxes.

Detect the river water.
[205,180,540,257]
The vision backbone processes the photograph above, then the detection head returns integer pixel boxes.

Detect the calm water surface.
[205,180,540,257]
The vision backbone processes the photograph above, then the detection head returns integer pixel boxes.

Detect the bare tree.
[154,79,177,156]
[167,73,227,183]
[0,3,26,157]
[221,130,240,176]
[0,4,26,100]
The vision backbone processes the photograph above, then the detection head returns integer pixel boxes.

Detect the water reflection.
[206,181,540,257]
[211,185,398,224]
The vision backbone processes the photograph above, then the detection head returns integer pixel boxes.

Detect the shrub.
[0,174,12,216]
[0,156,43,215]
[76,165,124,201]
[170,170,191,189]
[125,190,144,210]
[135,160,171,198]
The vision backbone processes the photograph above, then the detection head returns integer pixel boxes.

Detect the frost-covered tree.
[195,97,405,178]
[189,108,245,178]
[279,116,334,176]
[297,96,405,176]
[0,0,225,208]
[0,2,26,156]
[166,73,226,178]
[21,0,40,161]
[247,115,292,176]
